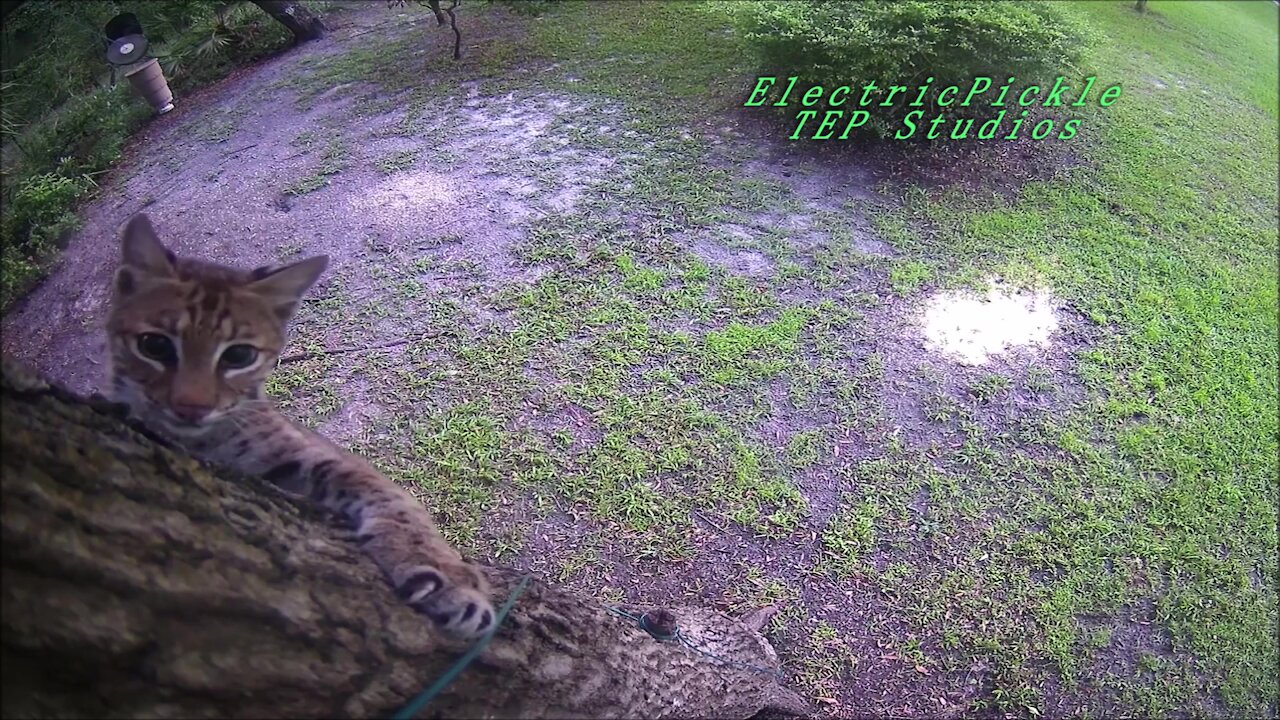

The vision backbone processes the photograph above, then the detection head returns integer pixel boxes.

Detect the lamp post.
[105,13,175,115]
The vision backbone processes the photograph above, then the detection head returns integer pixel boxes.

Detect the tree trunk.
[250,0,327,43]
[0,359,810,719]
[1134,0,1149,13]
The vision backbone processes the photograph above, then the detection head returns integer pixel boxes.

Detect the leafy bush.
[736,0,1097,134]
[0,83,150,305]
[150,3,294,90]
[19,84,151,180]
[6,174,92,239]
[489,0,563,16]
[0,0,301,307]
[0,173,91,305]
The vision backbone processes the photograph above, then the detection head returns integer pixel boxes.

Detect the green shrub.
[0,84,151,306]
[0,173,90,307]
[489,0,563,16]
[0,0,299,307]
[7,174,91,236]
[151,2,294,90]
[736,0,1096,136]
[1,1,231,131]
[19,85,150,179]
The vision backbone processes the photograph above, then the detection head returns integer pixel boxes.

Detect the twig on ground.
[693,509,727,533]
[277,331,445,364]
[224,143,259,158]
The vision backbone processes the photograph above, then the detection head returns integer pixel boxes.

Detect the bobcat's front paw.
[395,563,496,639]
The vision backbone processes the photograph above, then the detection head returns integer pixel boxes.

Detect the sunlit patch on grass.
[921,280,1059,365]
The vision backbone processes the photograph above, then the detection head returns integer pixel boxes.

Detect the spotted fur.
[105,213,494,638]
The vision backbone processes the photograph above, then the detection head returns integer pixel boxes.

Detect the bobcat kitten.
[105,213,495,638]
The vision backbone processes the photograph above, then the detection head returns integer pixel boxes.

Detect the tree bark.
[250,0,328,43]
[0,359,810,719]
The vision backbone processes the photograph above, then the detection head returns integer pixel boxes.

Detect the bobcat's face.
[105,214,328,435]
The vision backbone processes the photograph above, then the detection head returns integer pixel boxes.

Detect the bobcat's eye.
[221,344,259,370]
[136,333,176,364]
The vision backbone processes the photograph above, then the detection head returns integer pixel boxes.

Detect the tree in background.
[250,0,327,43]
[389,0,463,60]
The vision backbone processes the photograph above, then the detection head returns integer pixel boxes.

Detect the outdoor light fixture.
[104,12,174,115]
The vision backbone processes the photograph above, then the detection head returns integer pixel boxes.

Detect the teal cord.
[391,575,532,720]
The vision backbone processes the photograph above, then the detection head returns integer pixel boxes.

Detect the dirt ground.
[1,3,1106,717]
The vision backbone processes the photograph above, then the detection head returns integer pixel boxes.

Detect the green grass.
[9,0,1271,715]
[285,140,351,196]
[525,0,754,111]
[471,1,1275,713]
[376,148,420,174]
[785,429,823,468]
[821,498,882,577]
[968,374,1011,403]
[863,0,1279,712]
[792,620,860,700]
[700,308,807,386]
[888,260,932,296]
[1131,0,1278,119]
[256,1,1274,711]
[194,116,239,144]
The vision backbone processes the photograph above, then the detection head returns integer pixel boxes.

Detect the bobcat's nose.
[172,403,214,424]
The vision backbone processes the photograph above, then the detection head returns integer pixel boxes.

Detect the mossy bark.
[0,359,810,719]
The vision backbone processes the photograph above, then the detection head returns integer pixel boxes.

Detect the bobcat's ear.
[247,255,329,322]
[116,214,177,296]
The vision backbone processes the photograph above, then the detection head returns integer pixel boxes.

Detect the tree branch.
[0,358,809,719]
[250,0,328,43]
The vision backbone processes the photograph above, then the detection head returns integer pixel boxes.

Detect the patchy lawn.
[2,1,1275,717]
